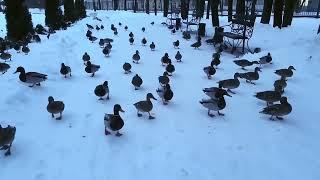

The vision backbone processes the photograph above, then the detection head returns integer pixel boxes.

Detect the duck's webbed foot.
[218,111,225,116]
[105,128,111,136]
[276,116,284,120]
[116,131,123,137]
[227,89,236,94]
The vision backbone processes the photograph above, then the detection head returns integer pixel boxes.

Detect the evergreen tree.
[228,0,233,22]
[261,0,273,24]
[74,0,80,19]
[79,0,87,18]
[211,0,219,27]
[5,0,34,41]
[273,0,284,28]
[64,0,75,22]
[164,0,169,17]
[45,0,64,30]
[146,0,150,14]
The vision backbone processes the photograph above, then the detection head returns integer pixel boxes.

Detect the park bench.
[182,10,201,31]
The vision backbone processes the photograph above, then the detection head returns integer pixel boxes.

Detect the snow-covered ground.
[1,10,320,180]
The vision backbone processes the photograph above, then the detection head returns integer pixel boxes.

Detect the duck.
[94,81,109,100]
[60,63,72,78]
[175,51,182,62]
[0,52,11,62]
[150,42,155,51]
[161,53,171,66]
[142,27,146,32]
[104,104,125,136]
[89,36,98,43]
[13,43,21,53]
[114,30,118,36]
[202,87,229,99]
[99,39,105,47]
[111,24,116,31]
[85,61,100,77]
[82,52,90,65]
[218,73,241,94]
[132,74,143,90]
[233,59,259,70]
[21,45,30,55]
[123,62,132,74]
[274,78,287,94]
[203,65,216,79]
[158,72,170,86]
[134,93,157,119]
[100,25,104,29]
[102,46,111,57]
[86,30,92,38]
[156,84,174,105]
[124,26,128,31]
[129,32,134,38]
[132,50,140,63]
[173,40,179,49]
[106,42,112,50]
[255,90,281,106]
[33,35,41,43]
[191,36,201,49]
[14,66,47,87]
[238,67,261,85]
[141,38,147,46]
[47,96,65,120]
[200,90,232,117]
[260,97,292,120]
[183,31,191,40]
[118,22,122,26]
[0,125,16,156]
[171,28,176,34]
[166,61,175,76]
[129,37,134,45]
[211,56,221,68]
[274,66,296,79]
[259,52,272,66]
[86,23,94,30]
[96,25,100,30]
[0,62,10,74]
[151,22,154,25]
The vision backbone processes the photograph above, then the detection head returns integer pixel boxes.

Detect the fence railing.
[84,1,320,18]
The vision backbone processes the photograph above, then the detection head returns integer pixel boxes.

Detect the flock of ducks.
[0,15,296,156]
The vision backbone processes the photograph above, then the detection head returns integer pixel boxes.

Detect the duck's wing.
[200,98,219,111]
[27,72,48,78]
[260,104,282,114]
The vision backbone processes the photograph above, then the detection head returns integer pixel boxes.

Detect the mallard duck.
[218,73,241,94]
[255,90,281,106]
[86,30,92,38]
[114,30,118,36]
[142,27,146,32]
[274,66,296,79]
[183,31,191,40]
[238,67,261,85]
[141,38,147,46]
[123,62,132,74]
[99,39,105,47]
[132,74,143,90]
[203,65,216,79]
[259,53,272,65]
[129,32,134,38]
[82,52,90,65]
[191,36,201,49]
[22,45,30,55]
[200,90,232,117]
[14,66,47,87]
[100,25,104,29]
[129,37,134,45]
[89,36,98,43]
[60,63,72,78]
[0,125,16,156]
[0,62,10,74]
[150,42,155,51]
[175,51,182,62]
[274,78,287,94]
[260,97,292,120]
[158,72,170,86]
[166,62,175,76]
[171,28,176,34]
[173,40,179,49]
[134,93,157,119]
[13,43,21,53]
[124,26,128,31]
[94,81,109,100]
[161,53,171,66]
[233,59,259,70]
[151,22,154,25]
[106,42,112,50]
[47,96,65,120]
[132,50,140,63]
[0,52,11,62]
[118,22,122,26]
[111,24,116,31]
[86,23,94,30]
[156,84,174,105]
[211,56,221,68]
[85,61,100,77]
[104,104,125,136]
[102,47,111,57]
[202,87,230,99]
[96,25,100,30]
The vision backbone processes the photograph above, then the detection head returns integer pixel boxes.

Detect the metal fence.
[84,0,320,18]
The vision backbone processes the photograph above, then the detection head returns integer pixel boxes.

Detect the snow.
[1,10,320,180]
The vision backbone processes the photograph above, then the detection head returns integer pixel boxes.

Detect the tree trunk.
[251,0,258,16]
[211,0,219,27]
[164,0,169,17]
[93,0,97,11]
[124,0,127,10]
[282,0,297,27]
[236,0,245,17]
[146,0,150,14]
[134,0,137,13]
[261,0,273,24]
[206,0,211,19]
[227,0,233,22]
[199,0,205,18]
[98,0,102,10]
[154,0,157,15]
[273,0,284,28]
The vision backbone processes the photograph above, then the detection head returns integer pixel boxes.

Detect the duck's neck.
[19,71,26,82]
[114,110,120,115]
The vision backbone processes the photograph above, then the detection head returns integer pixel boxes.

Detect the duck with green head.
[104,104,125,137]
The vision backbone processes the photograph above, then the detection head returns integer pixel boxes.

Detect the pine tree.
[79,0,87,18]
[146,0,150,14]
[45,0,64,30]
[5,0,34,41]
[211,0,219,27]
[74,0,80,19]
[273,0,284,28]
[64,0,75,22]
[261,0,273,24]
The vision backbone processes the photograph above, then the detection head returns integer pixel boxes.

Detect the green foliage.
[45,0,64,30]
